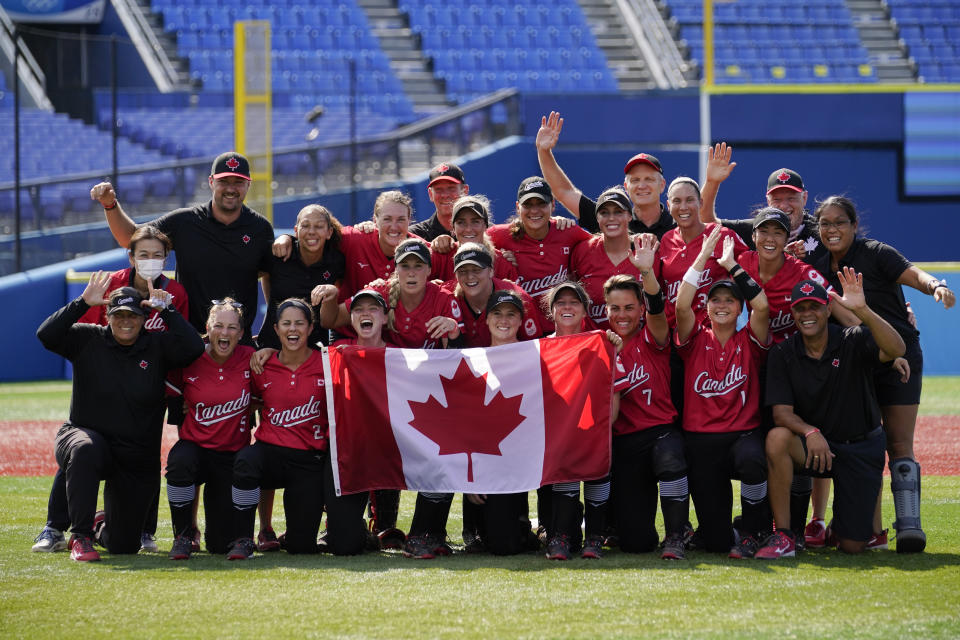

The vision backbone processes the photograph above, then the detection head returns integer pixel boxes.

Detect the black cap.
[428,163,465,187]
[106,287,146,316]
[350,289,388,311]
[624,152,663,175]
[766,168,804,194]
[707,280,744,302]
[517,176,553,205]
[790,280,830,307]
[453,246,494,271]
[486,289,525,314]
[452,198,489,224]
[211,152,252,181]
[596,186,632,212]
[550,281,589,308]
[394,239,432,266]
[752,207,791,232]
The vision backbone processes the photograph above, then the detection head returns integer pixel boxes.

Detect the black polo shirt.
[409,211,450,241]
[812,237,917,343]
[577,194,676,239]
[766,324,883,441]
[719,212,825,265]
[36,297,204,453]
[151,201,274,336]
[257,240,346,349]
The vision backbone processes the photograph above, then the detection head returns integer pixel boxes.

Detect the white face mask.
[136,258,165,281]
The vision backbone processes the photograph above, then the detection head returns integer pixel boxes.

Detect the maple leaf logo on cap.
[323,271,331,280]
[436,163,449,173]
[832,358,840,368]
[800,283,814,295]
[226,157,240,171]
[140,360,148,369]
[777,171,791,183]
[242,235,251,244]
[639,153,648,159]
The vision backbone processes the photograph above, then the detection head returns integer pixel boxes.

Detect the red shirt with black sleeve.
[252,349,328,451]
[613,326,677,435]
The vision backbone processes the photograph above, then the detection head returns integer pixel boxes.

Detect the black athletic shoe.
[169,535,193,560]
[729,535,761,559]
[546,535,571,560]
[403,534,436,559]
[581,534,604,559]
[226,537,256,560]
[661,532,686,560]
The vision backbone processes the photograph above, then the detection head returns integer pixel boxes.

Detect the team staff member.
[37,275,203,561]
[409,163,470,241]
[699,143,826,264]
[258,204,345,349]
[570,187,646,330]
[228,299,368,559]
[487,177,593,331]
[811,196,955,553]
[92,152,275,340]
[428,195,519,283]
[676,227,772,558]
[535,111,676,238]
[166,299,254,559]
[757,275,906,557]
[32,225,189,555]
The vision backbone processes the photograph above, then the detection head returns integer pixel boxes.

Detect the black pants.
[479,493,531,556]
[232,441,367,555]
[685,428,770,552]
[612,425,688,553]
[54,423,158,554]
[165,439,235,553]
[45,466,160,535]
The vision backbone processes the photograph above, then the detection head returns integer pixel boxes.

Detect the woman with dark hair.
[808,196,954,553]
[428,195,519,283]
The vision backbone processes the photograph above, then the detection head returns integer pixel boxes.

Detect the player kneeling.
[758,272,905,557]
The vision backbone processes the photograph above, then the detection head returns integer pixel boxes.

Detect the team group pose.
[33,125,953,565]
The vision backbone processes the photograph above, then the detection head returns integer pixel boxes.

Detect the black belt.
[830,425,883,445]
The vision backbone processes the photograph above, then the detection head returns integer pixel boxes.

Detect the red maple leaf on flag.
[408,358,525,483]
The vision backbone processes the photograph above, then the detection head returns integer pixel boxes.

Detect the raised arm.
[699,143,737,225]
[831,267,906,362]
[314,284,349,329]
[676,225,723,342]
[630,233,668,346]
[897,265,955,310]
[535,112,583,217]
[91,182,137,248]
[716,235,770,344]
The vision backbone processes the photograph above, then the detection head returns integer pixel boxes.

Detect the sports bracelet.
[929,278,947,294]
[103,200,118,211]
[803,428,820,438]
[682,267,702,287]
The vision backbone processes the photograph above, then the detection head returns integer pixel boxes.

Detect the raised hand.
[829,267,866,312]
[535,111,563,151]
[705,142,736,184]
[81,270,112,306]
[630,233,658,271]
[697,224,724,264]
[143,278,173,310]
[717,235,737,271]
[90,182,117,207]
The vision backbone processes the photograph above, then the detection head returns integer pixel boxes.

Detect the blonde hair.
[204,297,244,339]
[373,190,414,222]
[385,239,430,331]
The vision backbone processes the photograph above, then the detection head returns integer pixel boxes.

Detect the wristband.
[729,263,763,301]
[682,267,702,288]
[643,289,666,316]
[929,278,947,294]
[803,428,820,439]
[103,200,118,211]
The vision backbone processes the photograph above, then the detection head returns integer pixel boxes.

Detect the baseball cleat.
[661,532,686,560]
[581,534,604,559]
[257,528,281,552]
[729,535,761,559]
[226,537,257,560]
[32,527,67,553]
[376,527,406,550]
[69,534,101,562]
[169,535,193,560]
[755,530,796,559]
[804,518,827,549]
[140,533,159,553]
[545,535,571,561]
[402,534,436,559]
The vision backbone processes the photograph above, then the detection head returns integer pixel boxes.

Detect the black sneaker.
[581,534,604,559]
[169,535,193,560]
[462,530,485,554]
[403,534,436,559]
[226,537,256,560]
[729,535,761,559]
[661,532,686,560]
[546,535,571,560]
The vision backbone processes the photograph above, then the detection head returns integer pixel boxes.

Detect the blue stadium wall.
[3,92,958,381]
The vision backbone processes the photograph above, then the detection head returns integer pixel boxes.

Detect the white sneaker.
[140,533,159,553]
[33,526,68,552]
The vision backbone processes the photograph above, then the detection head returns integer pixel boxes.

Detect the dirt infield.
[1,417,958,476]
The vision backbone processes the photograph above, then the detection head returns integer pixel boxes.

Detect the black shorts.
[874,338,922,406]
[802,427,885,542]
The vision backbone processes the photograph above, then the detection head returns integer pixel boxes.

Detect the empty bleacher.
[892,1,960,82]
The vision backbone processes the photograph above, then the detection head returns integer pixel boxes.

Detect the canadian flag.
[323,332,614,495]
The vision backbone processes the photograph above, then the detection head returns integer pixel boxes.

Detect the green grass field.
[2,379,959,638]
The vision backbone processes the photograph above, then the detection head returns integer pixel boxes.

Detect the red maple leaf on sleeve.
[408,358,526,482]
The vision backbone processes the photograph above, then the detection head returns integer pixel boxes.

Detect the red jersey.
[675,323,770,433]
[613,326,677,435]
[338,226,422,300]
[430,243,519,283]
[739,252,833,344]
[657,223,748,327]
[252,349,328,451]
[570,235,645,331]
[348,281,462,349]
[77,268,189,332]
[486,220,592,330]
[167,345,254,452]
[441,277,542,347]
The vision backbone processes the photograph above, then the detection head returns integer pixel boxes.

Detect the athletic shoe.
[69,534,100,562]
[462,530,485,554]
[188,526,202,553]
[867,529,888,550]
[226,537,256,560]
[376,527,406,550]
[169,535,193,560]
[755,530,796,559]
[581,534,604,559]
[729,535,761,559]
[804,518,827,549]
[686,526,704,551]
[140,533,159,553]
[536,524,548,546]
[402,534,436,559]
[545,535,571,561]
[93,510,106,546]
[32,526,67,553]
[661,532,686,560]
[432,537,453,557]
[257,528,281,552]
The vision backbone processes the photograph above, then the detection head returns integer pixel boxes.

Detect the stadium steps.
[846,0,918,82]
[132,0,196,88]
[357,0,451,115]
[577,0,657,90]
